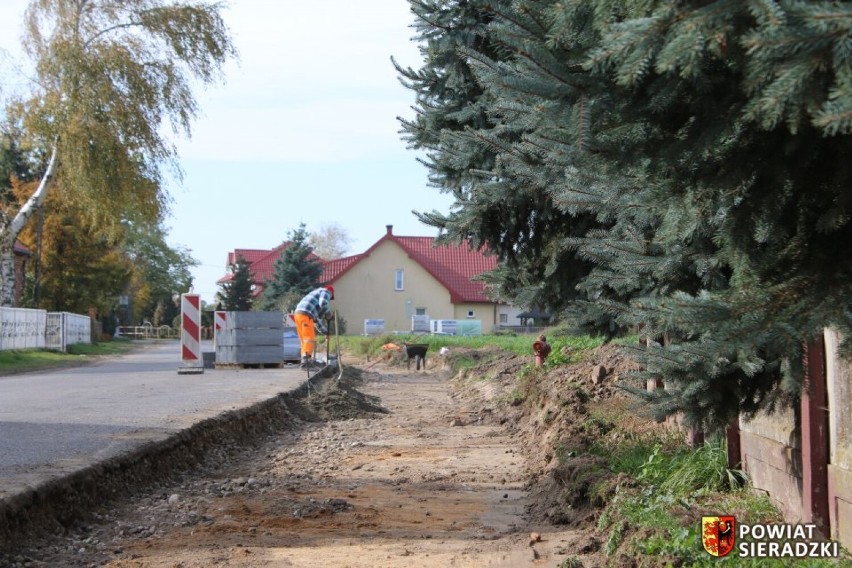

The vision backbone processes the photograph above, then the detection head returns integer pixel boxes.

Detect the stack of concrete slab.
[215,311,284,366]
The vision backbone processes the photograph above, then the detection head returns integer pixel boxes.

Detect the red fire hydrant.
[532,335,551,367]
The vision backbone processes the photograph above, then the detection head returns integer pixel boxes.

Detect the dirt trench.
[1,353,619,568]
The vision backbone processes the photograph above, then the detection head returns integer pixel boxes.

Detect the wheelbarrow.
[403,343,429,370]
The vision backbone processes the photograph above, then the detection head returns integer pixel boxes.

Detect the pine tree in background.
[404,0,852,431]
[218,255,253,312]
[261,223,323,312]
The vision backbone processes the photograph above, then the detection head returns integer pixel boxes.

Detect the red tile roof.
[219,227,498,304]
[322,228,497,304]
[393,236,497,303]
[320,254,365,283]
[218,243,320,286]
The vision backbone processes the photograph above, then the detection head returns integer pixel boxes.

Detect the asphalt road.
[0,340,308,498]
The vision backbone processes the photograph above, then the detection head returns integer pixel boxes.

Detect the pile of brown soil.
[446,343,660,529]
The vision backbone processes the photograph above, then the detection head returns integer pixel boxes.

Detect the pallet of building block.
[216,327,283,347]
[215,344,285,367]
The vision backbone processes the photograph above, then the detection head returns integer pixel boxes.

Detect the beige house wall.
[452,303,497,329]
[332,240,456,334]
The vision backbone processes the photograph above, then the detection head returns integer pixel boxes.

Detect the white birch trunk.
[0,145,58,306]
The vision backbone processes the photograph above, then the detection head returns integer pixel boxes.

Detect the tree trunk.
[0,145,58,306]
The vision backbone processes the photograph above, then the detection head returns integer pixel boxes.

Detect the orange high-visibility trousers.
[294,313,316,357]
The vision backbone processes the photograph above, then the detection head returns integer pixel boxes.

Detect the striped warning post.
[178,293,204,374]
[213,310,228,352]
[214,310,228,333]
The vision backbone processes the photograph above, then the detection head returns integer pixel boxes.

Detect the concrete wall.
[333,240,454,333]
[738,328,852,550]
[825,329,852,548]
[739,406,803,522]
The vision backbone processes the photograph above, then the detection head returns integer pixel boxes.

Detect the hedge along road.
[0,340,308,504]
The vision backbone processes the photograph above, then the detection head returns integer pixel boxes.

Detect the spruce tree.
[218,255,253,311]
[397,0,594,312]
[405,0,852,431]
[261,223,323,312]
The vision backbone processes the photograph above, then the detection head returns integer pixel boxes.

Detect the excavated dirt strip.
[0,362,591,568]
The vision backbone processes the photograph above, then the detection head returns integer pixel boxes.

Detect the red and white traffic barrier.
[179,293,203,374]
[213,310,228,352]
[214,310,228,333]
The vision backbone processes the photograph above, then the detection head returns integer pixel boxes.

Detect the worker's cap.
[325,285,334,299]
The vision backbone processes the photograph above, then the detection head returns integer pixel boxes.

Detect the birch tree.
[309,222,352,260]
[0,0,235,305]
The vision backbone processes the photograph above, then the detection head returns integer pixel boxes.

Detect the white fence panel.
[0,309,91,352]
[45,312,92,352]
[430,319,457,335]
[65,313,91,346]
[363,319,385,335]
[44,312,92,352]
[0,307,47,350]
[411,315,430,333]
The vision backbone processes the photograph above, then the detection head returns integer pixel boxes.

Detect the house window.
[395,269,404,291]
[415,307,427,316]
[467,310,475,318]
[499,313,508,324]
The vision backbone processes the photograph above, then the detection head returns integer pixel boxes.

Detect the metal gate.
[45,312,92,352]
[45,312,66,351]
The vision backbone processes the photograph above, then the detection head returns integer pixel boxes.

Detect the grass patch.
[0,349,72,372]
[0,338,139,375]
[591,430,849,565]
[640,441,747,496]
[452,354,481,371]
[338,330,604,362]
[565,397,852,564]
[67,338,138,356]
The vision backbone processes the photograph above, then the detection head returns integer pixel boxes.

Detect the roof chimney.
[386,225,393,235]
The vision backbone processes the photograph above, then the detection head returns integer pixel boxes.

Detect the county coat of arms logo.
[702,516,736,557]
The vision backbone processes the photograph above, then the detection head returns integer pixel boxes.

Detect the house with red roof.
[219,225,522,333]
[218,243,322,298]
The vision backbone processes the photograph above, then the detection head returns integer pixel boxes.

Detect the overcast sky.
[0,1,456,305]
